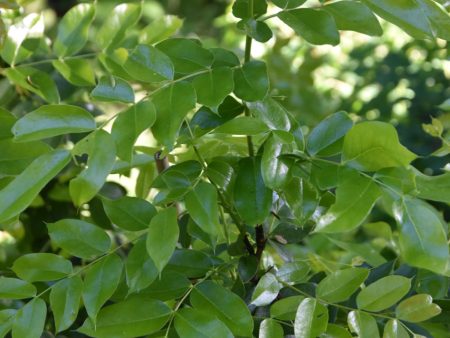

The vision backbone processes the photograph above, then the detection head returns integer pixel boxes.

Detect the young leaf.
[50,276,83,333]
[12,253,72,282]
[70,130,116,206]
[190,281,254,337]
[53,3,96,57]
[356,275,411,312]
[192,67,234,108]
[52,59,96,86]
[316,268,369,303]
[279,8,340,45]
[233,61,269,102]
[91,76,135,103]
[146,207,179,273]
[12,105,95,142]
[0,149,70,222]
[174,308,234,338]
[47,219,111,259]
[343,121,417,171]
[126,239,158,294]
[78,295,171,338]
[395,294,441,323]
[12,298,46,338]
[251,273,282,306]
[270,296,305,321]
[259,318,284,338]
[140,15,183,44]
[82,254,123,320]
[185,182,220,236]
[0,277,36,299]
[348,311,380,338]
[294,298,328,338]
[383,319,409,338]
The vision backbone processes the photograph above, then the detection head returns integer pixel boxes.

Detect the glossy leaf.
[52,59,96,86]
[47,219,111,259]
[259,318,283,338]
[126,239,158,294]
[174,308,233,338]
[12,253,72,282]
[251,273,282,306]
[50,276,83,333]
[348,311,380,338]
[270,296,305,320]
[276,261,310,284]
[12,298,46,338]
[192,67,234,108]
[233,61,269,102]
[247,97,291,131]
[294,297,328,338]
[415,171,450,204]
[395,294,441,323]
[12,104,95,142]
[0,277,36,299]
[262,133,294,189]
[383,319,409,338]
[317,268,369,303]
[91,76,135,103]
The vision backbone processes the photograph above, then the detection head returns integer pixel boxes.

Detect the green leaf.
[343,121,417,171]
[123,44,174,83]
[251,273,282,306]
[0,149,70,222]
[383,319,409,338]
[272,0,306,9]
[103,196,157,231]
[232,0,268,18]
[50,276,83,333]
[317,268,369,303]
[276,261,310,284]
[47,219,111,259]
[259,318,284,338]
[283,176,319,222]
[394,198,449,274]
[0,107,16,140]
[141,271,191,301]
[126,239,158,294]
[356,275,411,312]
[322,324,353,338]
[233,61,269,102]
[52,59,96,86]
[174,308,234,338]
[395,294,441,323]
[151,81,196,149]
[185,182,220,237]
[315,171,381,233]
[233,157,273,225]
[324,1,382,36]
[111,100,156,162]
[97,3,141,50]
[270,296,305,321]
[190,281,254,337]
[78,295,171,338]
[213,116,269,135]
[237,19,273,42]
[307,111,353,156]
[70,130,116,206]
[12,104,95,142]
[0,277,36,299]
[210,48,240,68]
[91,76,135,103]
[247,97,291,131]
[166,249,214,278]
[348,311,380,338]
[12,298,46,338]
[294,298,328,338]
[415,171,450,204]
[82,254,123,320]
[146,207,179,273]
[192,67,234,108]
[0,309,16,338]
[279,8,340,45]
[12,253,72,282]
[53,3,95,57]
[156,38,213,74]
[140,15,183,44]
[262,133,294,189]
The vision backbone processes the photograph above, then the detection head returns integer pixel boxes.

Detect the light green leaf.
[279,8,340,45]
[140,15,183,44]
[322,324,353,338]
[52,59,96,86]
[233,60,269,102]
[47,219,111,259]
[356,275,411,312]
[0,277,36,299]
[315,171,381,233]
[123,44,174,83]
[12,104,95,142]
[97,3,141,50]
[53,3,96,57]
[151,81,196,149]
[91,76,135,103]
[0,309,16,338]
[395,294,441,323]
[82,254,123,320]
[272,0,306,9]
[317,268,369,303]
[12,298,46,338]
[348,311,380,338]
[415,171,450,204]
[247,97,291,131]
[50,276,83,333]
[213,116,269,135]
[190,281,254,337]
[185,182,220,236]
[324,1,382,36]
[70,130,116,206]
[12,253,72,282]
[174,308,233,338]
[383,319,410,338]
[251,273,282,306]
[111,100,156,162]
[126,239,158,294]
[192,67,234,108]
[233,157,273,225]
[146,207,179,273]
[294,297,328,338]
[394,198,449,274]
[270,296,305,321]
[0,149,71,222]
[259,318,284,338]
[78,295,171,338]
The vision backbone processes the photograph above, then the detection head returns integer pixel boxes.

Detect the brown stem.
[255,224,266,260]
[154,150,169,173]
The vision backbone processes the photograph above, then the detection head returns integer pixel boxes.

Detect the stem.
[255,224,266,260]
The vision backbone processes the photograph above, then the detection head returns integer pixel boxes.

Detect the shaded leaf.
[174,308,233,338]
[91,76,134,103]
[233,61,269,102]
[12,298,46,338]
[0,277,36,299]
[52,59,96,86]
[192,67,234,108]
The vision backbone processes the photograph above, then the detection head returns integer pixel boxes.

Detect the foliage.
[0,0,449,337]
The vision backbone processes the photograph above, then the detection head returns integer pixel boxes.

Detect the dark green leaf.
[251,273,282,306]
[0,277,36,299]
[272,0,306,9]
[12,253,72,282]
[347,311,379,338]
[237,19,273,42]
[210,48,240,68]
[247,97,291,131]
[91,76,135,103]
[126,239,158,294]
[141,271,191,301]
[233,61,269,102]
[52,59,96,86]
[12,298,46,338]
[294,297,328,338]
[395,294,441,323]
[0,309,16,338]
[174,308,233,338]
[167,249,214,278]
[232,0,268,18]
[0,107,16,140]
[192,67,234,108]
[317,268,369,303]
[259,318,283,338]
[262,133,294,189]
